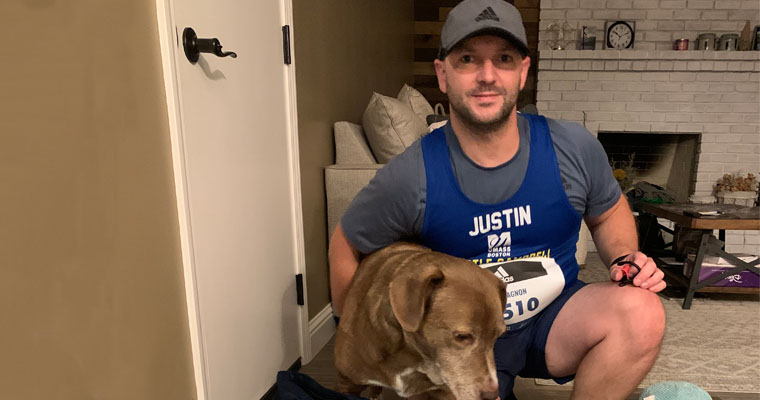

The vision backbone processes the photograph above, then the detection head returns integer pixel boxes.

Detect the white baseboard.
[308,303,336,361]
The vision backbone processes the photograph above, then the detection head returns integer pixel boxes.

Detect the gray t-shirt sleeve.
[340,141,426,255]
[548,118,621,217]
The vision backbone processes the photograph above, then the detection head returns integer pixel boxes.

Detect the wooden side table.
[637,203,760,309]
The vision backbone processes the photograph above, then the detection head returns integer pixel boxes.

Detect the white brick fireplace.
[537,50,759,200]
[536,1,760,254]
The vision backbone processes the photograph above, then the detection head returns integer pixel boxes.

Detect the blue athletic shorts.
[494,279,587,399]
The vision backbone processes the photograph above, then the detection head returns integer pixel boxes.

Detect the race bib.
[480,257,565,327]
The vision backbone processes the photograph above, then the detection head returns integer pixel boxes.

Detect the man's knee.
[616,288,665,352]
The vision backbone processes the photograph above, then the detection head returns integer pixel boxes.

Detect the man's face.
[434,35,531,133]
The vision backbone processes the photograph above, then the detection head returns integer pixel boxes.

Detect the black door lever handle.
[183,27,237,64]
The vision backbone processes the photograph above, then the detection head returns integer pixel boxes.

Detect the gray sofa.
[324,119,591,265]
[324,121,382,239]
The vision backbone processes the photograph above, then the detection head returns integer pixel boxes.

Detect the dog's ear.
[389,264,444,332]
[496,278,507,312]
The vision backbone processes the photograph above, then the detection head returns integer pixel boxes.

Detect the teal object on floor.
[639,381,712,400]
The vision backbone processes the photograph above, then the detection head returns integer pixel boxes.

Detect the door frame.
[154,0,311,398]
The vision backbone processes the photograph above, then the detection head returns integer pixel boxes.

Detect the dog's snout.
[480,389,499,400]
[479,377,499,400]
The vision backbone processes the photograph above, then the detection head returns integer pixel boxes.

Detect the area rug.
[536,254,760,393]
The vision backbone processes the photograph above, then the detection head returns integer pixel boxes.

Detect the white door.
[156,0,304,399]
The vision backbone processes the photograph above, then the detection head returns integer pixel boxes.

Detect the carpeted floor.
[643,296,760,392]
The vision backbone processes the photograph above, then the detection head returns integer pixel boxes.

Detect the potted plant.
[714,173,759,206]
[611,153,635,193]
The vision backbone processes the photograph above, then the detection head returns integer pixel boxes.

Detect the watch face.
[607,22,633,49]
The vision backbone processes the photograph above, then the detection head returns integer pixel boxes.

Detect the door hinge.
[282,25,291,65]
[295,273,304,305]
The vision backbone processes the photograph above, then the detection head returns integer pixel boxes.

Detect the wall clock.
[605,20,635,49]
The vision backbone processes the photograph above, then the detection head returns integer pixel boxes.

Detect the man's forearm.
[329,224,360,316]
[585,195,639,267]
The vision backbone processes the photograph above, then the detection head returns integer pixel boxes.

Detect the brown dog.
[334,242,507,400]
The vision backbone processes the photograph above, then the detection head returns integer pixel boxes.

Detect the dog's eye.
[454,332,473,342]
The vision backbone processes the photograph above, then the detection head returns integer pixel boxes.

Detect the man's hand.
[609,251,666,292]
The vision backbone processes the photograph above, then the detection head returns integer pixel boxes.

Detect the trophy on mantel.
[581,26,597,50]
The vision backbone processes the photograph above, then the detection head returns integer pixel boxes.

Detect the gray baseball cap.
[439,0,529,59]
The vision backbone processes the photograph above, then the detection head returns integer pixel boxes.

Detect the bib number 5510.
[504,297,540,320]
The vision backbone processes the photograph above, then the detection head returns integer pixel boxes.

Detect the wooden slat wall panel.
[414,0,540,111]
[515,0,539,8]
[415,21,444,35]
[439,6,538,21]
[414,61,436,76]
[415,0,461,20]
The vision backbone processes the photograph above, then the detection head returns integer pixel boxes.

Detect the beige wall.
[0,1,196,398]
[293,1,415,319]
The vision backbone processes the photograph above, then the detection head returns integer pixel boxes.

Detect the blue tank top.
[419,114,582,326]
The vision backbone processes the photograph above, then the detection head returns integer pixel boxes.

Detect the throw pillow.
[397,84,434,122]
[362,92,428,164]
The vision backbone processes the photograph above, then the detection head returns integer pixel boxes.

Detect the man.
[329,0,666,398]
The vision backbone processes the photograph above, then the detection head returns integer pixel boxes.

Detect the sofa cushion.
[362,92,428,163]
[334,121,376,164]
[397,84,434,122]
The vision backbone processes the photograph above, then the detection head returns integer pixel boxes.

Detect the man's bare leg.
[544,282,666,399]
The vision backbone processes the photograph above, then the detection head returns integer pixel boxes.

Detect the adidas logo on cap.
[474,6,499,22]
[439,0,529,58]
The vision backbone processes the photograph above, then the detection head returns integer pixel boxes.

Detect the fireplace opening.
[597,132,701,203]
